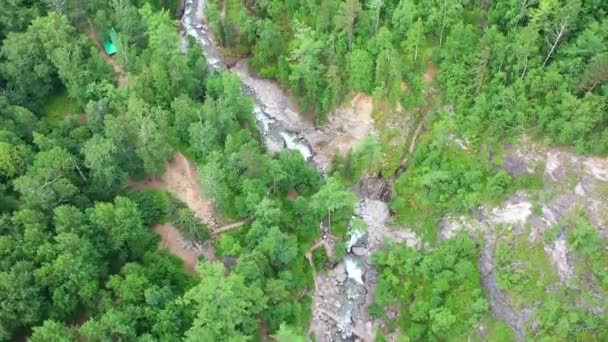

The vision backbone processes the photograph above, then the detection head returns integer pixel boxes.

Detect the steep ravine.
[180,1,409,340]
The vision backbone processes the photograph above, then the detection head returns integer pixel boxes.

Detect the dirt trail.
[155,223,199,273]
[85,18,128,88]
[131,153,220,230]
[131,153,250,271]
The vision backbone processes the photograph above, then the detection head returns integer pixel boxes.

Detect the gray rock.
[503,153,528,177]
[351,246,366,256]
[334,263,348,283]
[335,271,347,283]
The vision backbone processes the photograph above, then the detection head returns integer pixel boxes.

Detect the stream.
[180,1,384,340]
[181,0,314,163]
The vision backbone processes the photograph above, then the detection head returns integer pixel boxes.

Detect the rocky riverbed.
[181,1,406,340]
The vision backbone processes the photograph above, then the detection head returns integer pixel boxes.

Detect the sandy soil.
[313,92,374,162]
[423,62,438,84]
[232,60,375,172]
[154,223,199,273]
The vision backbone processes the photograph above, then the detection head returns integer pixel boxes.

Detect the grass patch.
[561,208,608,298]
[312,248,328,273]
[472,316,516,342]
[42,89,78,127]
[495,226,560,310]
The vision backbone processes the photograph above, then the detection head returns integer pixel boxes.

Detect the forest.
[1,0,607,341]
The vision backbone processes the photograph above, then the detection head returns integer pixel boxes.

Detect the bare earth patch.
[313,93,374,162]
[131,152,219,230]
[154,223,199,273]
[132,153,249,270]
[232,60,375,172]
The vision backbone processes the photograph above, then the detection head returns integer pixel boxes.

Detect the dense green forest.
[210,0,607,151]
[0,0,329,339]
[1,0,607,341]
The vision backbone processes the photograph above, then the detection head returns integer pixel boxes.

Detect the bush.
[128,189,171,226]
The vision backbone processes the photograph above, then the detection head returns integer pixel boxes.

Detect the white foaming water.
[254,104,272,133]
[346,229,365,252]
[345,258,364,285]
[280,132,312,160]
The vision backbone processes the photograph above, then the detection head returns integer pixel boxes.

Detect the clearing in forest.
[131,152,219,229]
[131,153,247,271]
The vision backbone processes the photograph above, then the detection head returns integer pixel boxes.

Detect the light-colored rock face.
[491,201,533,226]
[355,199,420,251]
[544,233,574,282]
[438,139,608,340]
[545,150,563,181]
[584,158,608,181]
[438,215,477,241]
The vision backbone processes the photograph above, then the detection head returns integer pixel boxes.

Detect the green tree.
[124,97,174,176]
[578,53,608,92]
[260,226,299,268]
[35,233,102,319]
[82,134,127,199]
[198,152,233,213]
[103,115,144,178]
[29,320,74,342]
[181,262,267,341]
[79,308,138,341]
[0,262,45,340]
[0,140,30,179]
[311,177,355,231]
[86,196,154,262]
[531,0,582,67]
[0,0,40,40]
[423,0,465,46]
[173,207,210,243]
[273,323,307,342]
[288,27,327,114]
[251,20,284,76]
[349,49,374,93]
[0,20,58,107]
[392,0,418,38]
[13,146,79,211]
[335,0,361,50]
[372,235,487,340]
[403,18,425,67]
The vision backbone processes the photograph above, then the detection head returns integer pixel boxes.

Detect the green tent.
[102,28,118,56]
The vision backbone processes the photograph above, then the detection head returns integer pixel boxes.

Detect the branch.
[542,24,567,68]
